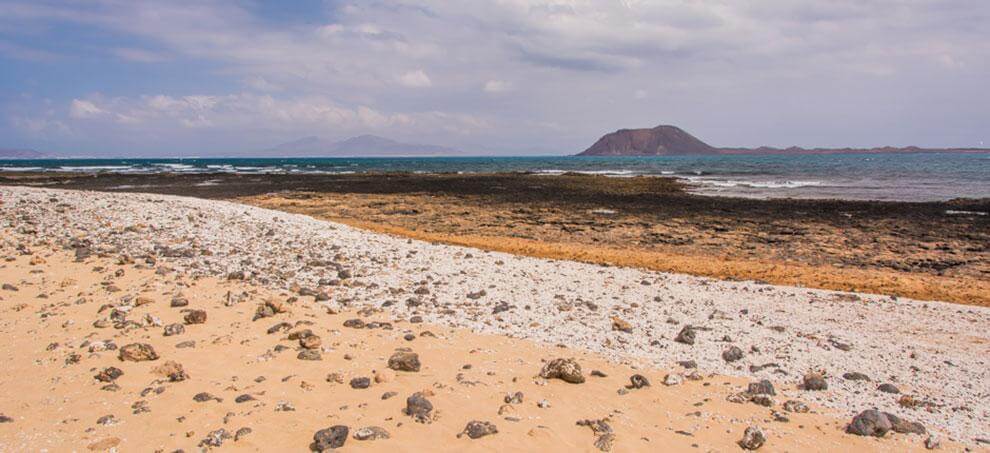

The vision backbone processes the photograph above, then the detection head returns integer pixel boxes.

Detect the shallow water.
[2,153,988,201]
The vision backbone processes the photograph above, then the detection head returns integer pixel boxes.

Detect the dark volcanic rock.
[458,420,498,439]
[627,374,650,389]
[674,325,696,345]
[95,367,124,382]
[846,410,892,437]
[404,392,434,423]
[311,425,348,451]
[387,351,421,372]
[118,343,159,362]
[722,346,744,362]
[183,309,207,325]
[878,383,900,394]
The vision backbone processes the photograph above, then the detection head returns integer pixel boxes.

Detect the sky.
[1,0,988,156]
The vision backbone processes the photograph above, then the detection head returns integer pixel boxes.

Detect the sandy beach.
[1,185,988,451]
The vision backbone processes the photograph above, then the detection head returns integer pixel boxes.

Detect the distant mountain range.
[266,135,460,157]
[0,148,47,159]
[577,125,990,156]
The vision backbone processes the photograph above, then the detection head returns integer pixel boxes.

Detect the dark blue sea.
[3,153,989,202]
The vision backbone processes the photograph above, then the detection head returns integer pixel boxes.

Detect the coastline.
[3,172,987,305]
[1,185,988,450]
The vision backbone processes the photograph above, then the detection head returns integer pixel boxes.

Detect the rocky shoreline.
[2,186,989,449]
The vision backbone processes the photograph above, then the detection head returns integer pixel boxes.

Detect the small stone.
[299,335,322,350]
[183,309,207,325]
[459,420,498,439]
[802,372,827,391]
[675,325,696,345]
[722,346,744,362]
[353,426,391,441]
[925,434,940,450]
[235,427,252,441]
[118,343,159,362]
[878,383,900,394]
[611,316,633,333]
[349,377,371,389]
[783,400,809,413]
[663,373,683,386]
[846,410,892,437]
[170,296,189,307]
[387,351,421,372]
[193,392,220,403]
[235,394,256,403]
[163,323,185,336]
[539,358,585,384]
[739,426,766,450]
[843,372,871,381]
[404,392,434,423]
[747,380,776,396]
[627,374,650,389]
[152,360,189,382]
[504,391,524,404]
[297,350,322,361]
[199,428,231,448]
[311,425,349,451]
[95,367,124,382]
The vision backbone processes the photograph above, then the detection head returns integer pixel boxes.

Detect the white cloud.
[483,80,510,93]
[69,99,106,119]
[396,70,432,88]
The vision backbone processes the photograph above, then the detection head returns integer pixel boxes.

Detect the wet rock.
[722,346,744,362]
[183,309,207,325]
[539,358,585,384]
[459,420,498,439]
[674,325,696,345]
[95,367,124,382]
[353,426,390,441]
[349,377,371,389]
[404,392,434,423]
[846,410,892,437]
[163,323,185,336]
[387,351,421,372]
[802,372,827,391]
[878,383,900,394]
[118,343,159,362]
[739,426,766,450]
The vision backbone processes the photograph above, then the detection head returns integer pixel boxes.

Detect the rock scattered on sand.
[95,367,124,382]
[297,350,322,361]
[183,309,207,324]
[722,345,744,362]
[349,377,371,389]
[739,426,766,450]
[783,400,809,413]
[118,343,159,362]
[311,425,349,451]
[626,374,650,389]
[404,392,434,423]
[611,316,633,333]
[163,323,185,336]
[387,351,421,372]
[151,360,188,382]
[353,426,390,441]
[663,373,683,386]
[748,380,776,396]
[878,383,900,394]
[802,372,828,391]
[199,428,231,448]
[539,358,585,384]
[847,410,893,437]
[843,372,871,381]
[459,420,498,439]
[674,325,696,345]
[577,418,615,452]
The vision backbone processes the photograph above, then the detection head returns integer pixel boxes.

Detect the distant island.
[0,148,47,159]
[577,125,990,156]
[267,135,460,157]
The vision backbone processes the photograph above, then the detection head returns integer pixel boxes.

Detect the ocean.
[2,153,989,202]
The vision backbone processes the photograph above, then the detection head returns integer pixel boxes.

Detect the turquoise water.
[2,153,989,201]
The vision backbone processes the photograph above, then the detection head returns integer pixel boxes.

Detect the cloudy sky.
[1,0,988,156]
